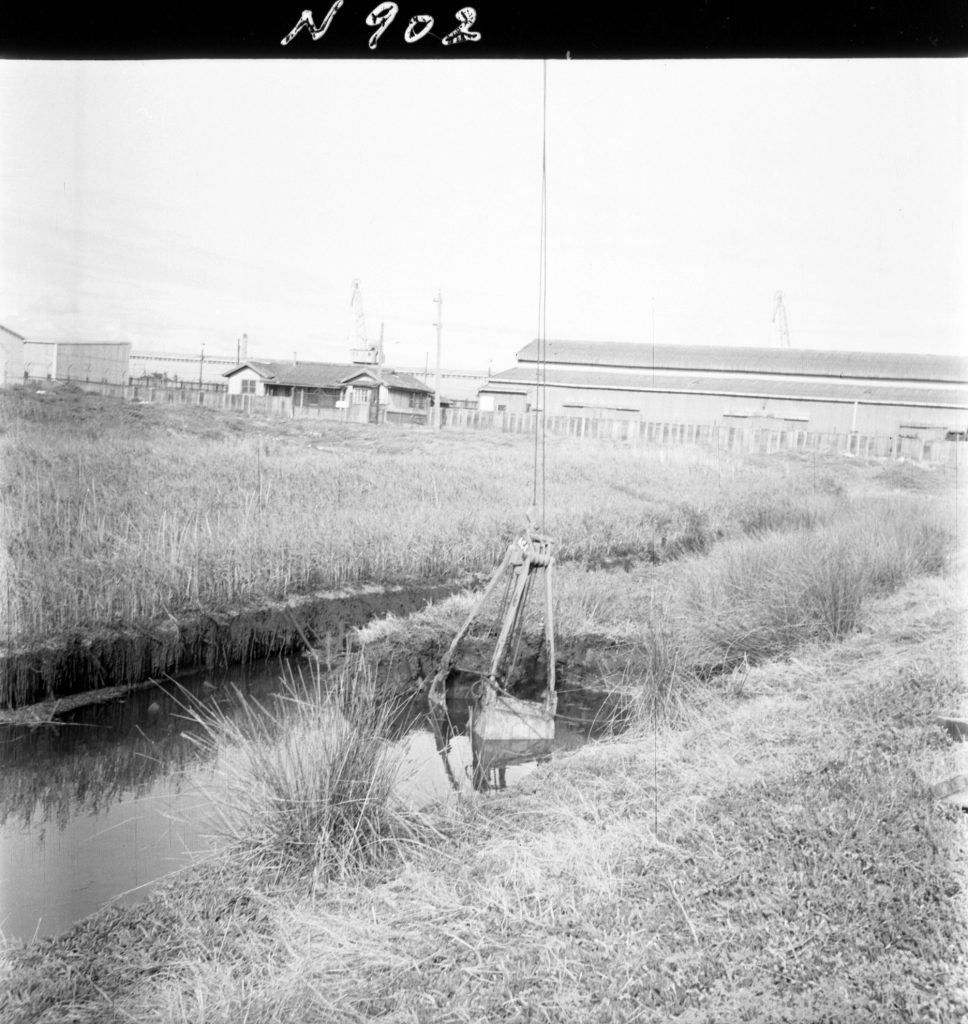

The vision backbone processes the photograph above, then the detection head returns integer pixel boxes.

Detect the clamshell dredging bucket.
[470,690,557,775]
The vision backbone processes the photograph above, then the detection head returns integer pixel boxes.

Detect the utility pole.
[433,289,443,429]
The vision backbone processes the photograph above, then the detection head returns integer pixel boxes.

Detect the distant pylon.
[772,291,791,348]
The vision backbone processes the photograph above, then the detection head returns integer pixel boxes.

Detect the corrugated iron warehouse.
[479,341,968,441]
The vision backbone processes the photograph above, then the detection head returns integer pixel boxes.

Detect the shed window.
[240,379,256,395]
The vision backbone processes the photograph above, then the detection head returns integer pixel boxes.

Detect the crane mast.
[772,290,791,348]
[350,279,384,365]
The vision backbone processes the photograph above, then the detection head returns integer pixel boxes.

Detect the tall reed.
[548,494,957,722]
[679,495,955,673]
[2,389,872,651]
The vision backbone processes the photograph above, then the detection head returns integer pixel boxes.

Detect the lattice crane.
[772,290,791,348]
[350,279,384,365]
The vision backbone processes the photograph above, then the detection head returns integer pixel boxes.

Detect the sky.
[1,58,965,371]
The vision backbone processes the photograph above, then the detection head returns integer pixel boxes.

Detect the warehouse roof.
[516,341,968,385]
[486,365,968,409]
[224,361,432,393]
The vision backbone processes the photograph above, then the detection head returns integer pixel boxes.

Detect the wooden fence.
[31,379,964,466]
[441,407,963,467]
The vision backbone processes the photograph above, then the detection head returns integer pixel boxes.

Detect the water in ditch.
[0,655,618,943]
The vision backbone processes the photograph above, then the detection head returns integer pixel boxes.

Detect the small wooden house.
[223,360,433,422]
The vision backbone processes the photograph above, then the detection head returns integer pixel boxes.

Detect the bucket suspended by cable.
[426,62,556,782]
[426,516,557,774]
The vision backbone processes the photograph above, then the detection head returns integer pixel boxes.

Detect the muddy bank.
[0,578,479,710]
[0,515,736,714]
[332,625,638,736]
[0,613,634,735]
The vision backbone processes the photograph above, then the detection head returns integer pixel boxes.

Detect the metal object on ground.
[935,716,968,742]
[930,773,968,802]
[930,715,968,808]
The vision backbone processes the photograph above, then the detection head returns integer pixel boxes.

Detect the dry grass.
[546,494,958,712]
[353,491,958,729]
[2,386,914,663]
[1,387,964,1021]
[184,659,438,889]
[3,573,964,1024]
[679,496,956,671]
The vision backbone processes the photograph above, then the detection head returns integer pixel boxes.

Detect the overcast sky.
[1,59,964,370]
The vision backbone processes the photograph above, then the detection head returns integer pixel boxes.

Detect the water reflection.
[0,670,275,832]
[0,659,615,942]
[427,693,567,794]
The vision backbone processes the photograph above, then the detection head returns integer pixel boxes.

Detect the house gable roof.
[223,360,433,393]
[222,361,279,379]
[376,369,434,394]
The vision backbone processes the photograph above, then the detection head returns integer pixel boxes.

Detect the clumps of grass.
[861,499,954,587]
[123,583,968,1021]
[875,459,943,492]
[187,661,427,888]
[624,598,697,725]
[680,496,955,675]
[680,530,860,673]
[719,478,841,537]
[2,569,963,1024]
[549,494,957,723]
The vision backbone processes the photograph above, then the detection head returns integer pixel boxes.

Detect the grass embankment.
[361,492,960,717]
[2,572,965,1023]
[1,384,902,655]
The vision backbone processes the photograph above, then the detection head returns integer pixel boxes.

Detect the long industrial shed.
[479,341,968,439]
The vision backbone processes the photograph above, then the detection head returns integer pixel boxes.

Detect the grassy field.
[1,384,966,1022]
[0,384,955,655]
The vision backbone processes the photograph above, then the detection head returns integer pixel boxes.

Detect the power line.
[533,61,549,531]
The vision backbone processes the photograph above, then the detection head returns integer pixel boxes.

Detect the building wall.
[385,389,429,411]
[226,368,268,396]
[23,342,131,385]
[482,383,966,437]
[23,341,56,379]
[291,387,340,408]
[404,368,488,403]
[0,331,24,385]
[479,391,528,415]
[132,352,237,385]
